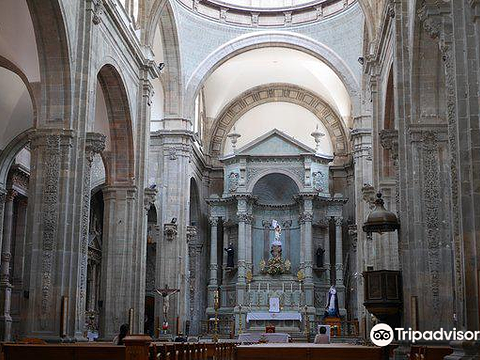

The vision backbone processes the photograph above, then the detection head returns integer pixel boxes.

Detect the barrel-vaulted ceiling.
[203,47,352,123]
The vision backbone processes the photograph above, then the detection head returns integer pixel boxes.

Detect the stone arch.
[247,168,304,193]
[189,178,201,226]
[97,64,135,185]
[146,0,183,117]
[0,56,37,124]
[209,84,349,158]
[26,0,71,126]
[0,130,33,190]
[185,31,361,120]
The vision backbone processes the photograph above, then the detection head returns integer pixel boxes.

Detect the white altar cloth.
[246,312,302,323]
[238,333,290,343]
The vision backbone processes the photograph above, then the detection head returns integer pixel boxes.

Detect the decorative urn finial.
[311,125,325,154]
[227,126,241,154]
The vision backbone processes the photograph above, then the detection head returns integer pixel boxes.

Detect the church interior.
[0,0,479,359]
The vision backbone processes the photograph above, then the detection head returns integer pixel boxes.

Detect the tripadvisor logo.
[370,323,394,347]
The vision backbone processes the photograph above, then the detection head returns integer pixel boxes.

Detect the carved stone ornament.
[164,223,178,241]
[144,187,157,211]
[379,129,399,160]
[312,171,328,193]
[228,172,239,193]
[90,0,104,25]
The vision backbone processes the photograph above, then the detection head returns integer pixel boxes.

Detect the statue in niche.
[271,220,283,259]
[259,220,291,275]
[224,243,235,268]
[316,247,325,268]
[324,285,340,318]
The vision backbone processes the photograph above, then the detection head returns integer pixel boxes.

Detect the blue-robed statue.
[324,285,340,318]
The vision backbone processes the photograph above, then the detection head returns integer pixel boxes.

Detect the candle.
[248,283,250,292]
[290,283,293,292]
[258,282,261,291]
[267,283,269,292]
[282,283,285,292]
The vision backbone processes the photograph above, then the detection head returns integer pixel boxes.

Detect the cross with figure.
[155,284,180,329]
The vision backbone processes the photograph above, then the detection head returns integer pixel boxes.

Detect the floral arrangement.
[259,258,291,275]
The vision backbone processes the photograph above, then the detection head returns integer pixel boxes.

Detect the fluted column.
[0,190,17,340]
[334,217,344,285]
[209,217,218,287]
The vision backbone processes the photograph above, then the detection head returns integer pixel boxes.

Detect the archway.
[97,64,135,185]
[185,32,360,121]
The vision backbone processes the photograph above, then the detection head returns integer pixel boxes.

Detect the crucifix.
[155,284,180,331]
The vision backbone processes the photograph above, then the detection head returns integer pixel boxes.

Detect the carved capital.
[6,189,18,203]
[163,223,178,241]
[362,184,376,209]
[334,217,344,227]
[299,213,313,224]
[209,217,219,226]
[85,132,106,163]
[379,129,399,160]
[237,213,253,224]
[186,225,198,244]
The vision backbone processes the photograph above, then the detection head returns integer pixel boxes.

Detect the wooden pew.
[236,344,384,360]
[3,343,126,360]
[409,345,453,360]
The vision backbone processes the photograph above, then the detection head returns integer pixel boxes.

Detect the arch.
[185,31,361,120]
[26,0,71,126]
[189,178,201,226]
[0,129,33,189]
[97,64,135,185]
[146,0,183,117]
[247,168,304,193]
[0,56,37,123]
[252,173,300,206]
[208,83,349,158]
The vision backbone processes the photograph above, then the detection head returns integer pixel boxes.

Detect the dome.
[208,0,319,10]
[174,0,357,27]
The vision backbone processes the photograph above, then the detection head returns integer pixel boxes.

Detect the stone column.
[0,190,6,270]
[12,198,28,337]
[186,225,202,335]
[334,217,344,285]
[300,196,314,308]
[25,129,79,340]
[323,219,331,285]
[208,217,218,309]
[99,185,138,339]
[334,216,346,315]
[0,189,17,340]
[75,132,105,339]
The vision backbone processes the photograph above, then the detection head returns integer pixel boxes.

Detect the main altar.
[207,129,347,334]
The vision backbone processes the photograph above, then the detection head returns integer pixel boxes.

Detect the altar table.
[246,312,302,322]
[238,333,290,343]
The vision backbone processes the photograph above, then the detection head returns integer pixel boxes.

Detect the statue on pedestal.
[259,220,291,275]
[224,243,235,268]
[324,285,340,318]
[271,220,283,259]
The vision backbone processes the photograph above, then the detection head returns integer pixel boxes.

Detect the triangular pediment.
[236,129,315,156]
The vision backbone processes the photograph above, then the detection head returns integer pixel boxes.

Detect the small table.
[238,333,290,343]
